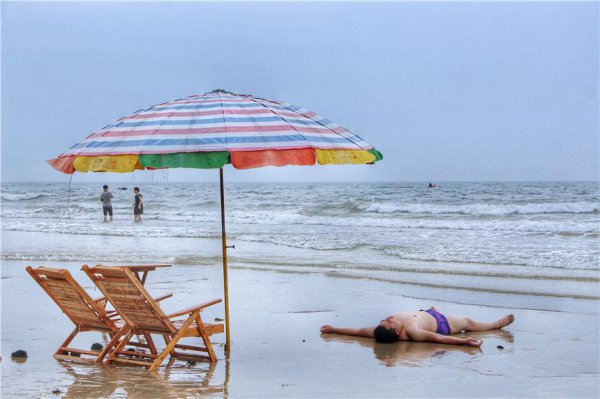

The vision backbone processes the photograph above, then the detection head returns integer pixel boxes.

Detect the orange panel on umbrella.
[230,148,316,169]
[47,156,76,174]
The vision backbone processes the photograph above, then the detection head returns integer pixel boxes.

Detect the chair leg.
[96,326,129,363]
[195,315,217,362]
[162,333,176,359]
[54,328,78,358]
[144,333,158,355]
[149,311,200,372]
[104,330,134,365]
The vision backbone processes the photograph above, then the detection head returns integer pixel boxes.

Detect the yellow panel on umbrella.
[73,155,144,173]
[316,149,376,165]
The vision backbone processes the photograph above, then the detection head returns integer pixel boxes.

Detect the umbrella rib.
[216,93,229,152]
[149,95,206,159]
[153,96,201,157]
[255,97,370,150]
[83,96,198,158]
[240,95,312,149]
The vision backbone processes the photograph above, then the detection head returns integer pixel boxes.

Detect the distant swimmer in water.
[321,307,514,347]
[428,182,439,188]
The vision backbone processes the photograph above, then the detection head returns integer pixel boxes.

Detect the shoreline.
[2,229,598,316]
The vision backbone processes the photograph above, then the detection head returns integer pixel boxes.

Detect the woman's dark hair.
[103,185,108,189]
[134,187,140,192]
[373,325,398,343]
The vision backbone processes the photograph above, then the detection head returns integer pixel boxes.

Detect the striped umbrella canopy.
[48,89,382,354]
[48,90,382,173]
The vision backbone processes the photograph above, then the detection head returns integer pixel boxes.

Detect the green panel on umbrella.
[368,148,384,162]
[140,152,230,169]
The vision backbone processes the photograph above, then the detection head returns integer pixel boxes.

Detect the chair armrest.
[154,293,173,302]
[167,299,222,318]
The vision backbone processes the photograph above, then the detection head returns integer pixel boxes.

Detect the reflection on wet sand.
[466,329,515,343]
[57,359,229,399]
[321,330,514,367]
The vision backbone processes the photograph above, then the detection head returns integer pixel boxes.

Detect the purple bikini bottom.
[424,308,451,335]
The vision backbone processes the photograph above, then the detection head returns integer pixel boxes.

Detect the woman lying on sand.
[320,306,515,347]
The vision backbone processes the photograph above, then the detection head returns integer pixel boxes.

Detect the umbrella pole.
[219,168,231,354]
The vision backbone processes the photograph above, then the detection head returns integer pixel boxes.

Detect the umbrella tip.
[209,89,233,95]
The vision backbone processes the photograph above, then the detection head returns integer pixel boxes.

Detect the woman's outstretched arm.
[320,325,375,338]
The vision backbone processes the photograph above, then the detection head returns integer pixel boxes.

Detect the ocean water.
[2,181,599,304]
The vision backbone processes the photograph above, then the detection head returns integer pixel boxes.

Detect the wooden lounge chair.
[26,266,123,363]
[82,264,224,371]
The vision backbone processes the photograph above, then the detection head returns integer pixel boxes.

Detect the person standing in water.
[100,184,113,222]
[133,187,143,222]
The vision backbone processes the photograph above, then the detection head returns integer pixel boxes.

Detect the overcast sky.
[2,1,598,183]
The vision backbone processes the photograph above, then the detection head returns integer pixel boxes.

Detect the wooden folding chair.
[82,265,224,371]
[26,266,124,363]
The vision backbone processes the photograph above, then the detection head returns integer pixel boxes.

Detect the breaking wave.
[1,193,49,201]
[359,201,599,216]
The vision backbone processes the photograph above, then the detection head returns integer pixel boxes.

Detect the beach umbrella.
[48,89,383,353]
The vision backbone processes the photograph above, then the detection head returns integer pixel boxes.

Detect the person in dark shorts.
[320,307,514,347]
[100,184,113,222]
[133,187,143,222]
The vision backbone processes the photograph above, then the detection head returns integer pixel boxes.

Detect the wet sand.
[1,259,599,398]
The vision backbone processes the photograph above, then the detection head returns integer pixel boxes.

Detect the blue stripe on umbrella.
[115,117,323,128]
[78,135,350,149]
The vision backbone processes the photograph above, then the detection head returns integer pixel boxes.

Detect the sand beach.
[2,253,598,398]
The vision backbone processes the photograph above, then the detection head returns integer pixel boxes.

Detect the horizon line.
[1,179,598,184]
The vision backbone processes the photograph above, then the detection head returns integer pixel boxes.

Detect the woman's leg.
[446,314,514,334]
